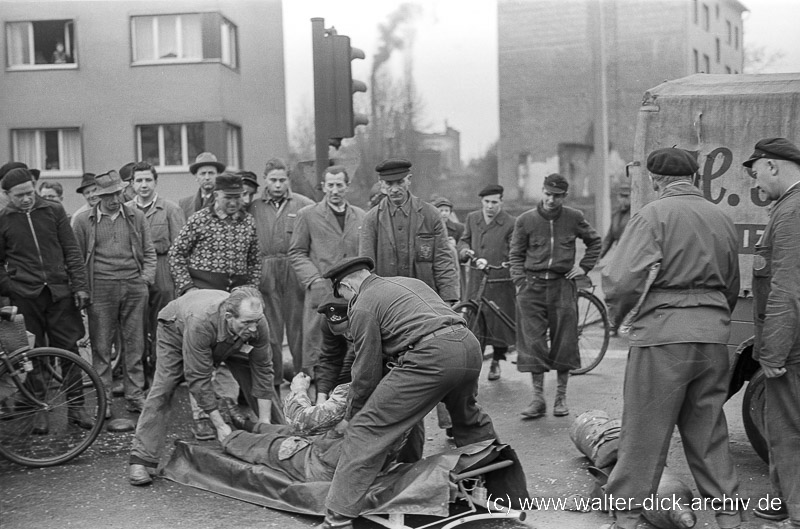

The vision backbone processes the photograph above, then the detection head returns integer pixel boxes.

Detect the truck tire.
[742,369,769,464]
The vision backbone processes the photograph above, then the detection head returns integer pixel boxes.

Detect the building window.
[136,122,241,171]
[734,26,739,50]
[5,20,76,70]
[693,49,700,73]
[726,20,732,44]
[226,124,241,170]
[703,54,710,73]
[131,13,238,68]
[716,38,721,63]
[11,128,83,175]
[702,4,710,31]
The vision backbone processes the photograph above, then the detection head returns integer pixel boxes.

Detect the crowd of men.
[1,137,799,529]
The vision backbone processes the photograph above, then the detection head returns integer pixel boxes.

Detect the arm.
[245,220,262,288]
[577,213,603,273]
[182,316,220,414]
[316,319,347,397]
[166,203,186,247]
[139,215,157,285]
[288,208,323,288]
[346,308,385,419]
[456,215,474,260]
[508,216,528,288]
[56,206,89,294]
[599,225,613,259]
[358,209,378,262]
[248,317,275,421]
[168,218,199,294]
[284,374,348,435]
[431,212,460,302]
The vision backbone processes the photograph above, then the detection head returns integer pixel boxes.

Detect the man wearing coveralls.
[601,148,742,529]
[315,257,497,529]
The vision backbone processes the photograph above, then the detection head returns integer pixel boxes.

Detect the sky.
[282,0,800,162]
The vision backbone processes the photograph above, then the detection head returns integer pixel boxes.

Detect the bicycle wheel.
[0,347,106,467]
[570,291,610,375]
[453,301,487,353]
[742,369,769,464]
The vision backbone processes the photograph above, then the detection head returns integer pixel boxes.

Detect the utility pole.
[592,0,612,235]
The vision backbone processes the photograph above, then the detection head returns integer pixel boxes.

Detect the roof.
[644,73,800,101]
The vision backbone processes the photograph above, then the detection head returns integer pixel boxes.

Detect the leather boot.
[128,464,154,486]
[68,407,96,429]
[223,398,250,430]
[192,418,215,441]
[314,509,354,529]
[31,410,49,434]
[521,373,546,419]
[488,360,501,381]
[553,370,569,416]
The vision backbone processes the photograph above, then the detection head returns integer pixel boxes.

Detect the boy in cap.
[600,147,742,529]
[509,173,601,417]
[743,137,800,528]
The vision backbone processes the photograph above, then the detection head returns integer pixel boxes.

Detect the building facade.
[498,0,746,205]
[1,0,287,213]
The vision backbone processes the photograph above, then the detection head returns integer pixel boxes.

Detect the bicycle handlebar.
[465,255,509,272]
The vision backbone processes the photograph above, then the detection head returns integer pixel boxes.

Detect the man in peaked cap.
[509,173,601,418]
[315,257,503,529]
[744,138,800,528]
[358,159,460,304]
[314,297,354,405]
[599,147,742,529]
[179,152,227,220]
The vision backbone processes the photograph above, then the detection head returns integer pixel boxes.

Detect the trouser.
[188,363,239,420]
[605,343,741,529]
[259,257,305,383]
[302,280,332,374]
[765,363,800,527]
[87,279,148,402]
[143,255,175,372]
[516,276,578,372]
[325,327,497,517]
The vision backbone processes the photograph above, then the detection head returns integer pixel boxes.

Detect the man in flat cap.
[600,147,742,529]
[457,184,516,380]
[1,166,94,433]
[509,173,601,418]
[315,257,501,529]
[743,138,800,528]
[359,159,460,304]
[73,170,156,418]
[169,173,262,439]
[179,152,227,221]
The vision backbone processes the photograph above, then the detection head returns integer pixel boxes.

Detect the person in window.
[52,42,69,64]
[38,181,64,203]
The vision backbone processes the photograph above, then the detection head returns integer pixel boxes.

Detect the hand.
[216,423,233,443]
[475,258,488,270]
[565,264,584,280]
[74,291,91,310]
[290,372,311,393]
[761,365,787,378]
[316,393,329,405]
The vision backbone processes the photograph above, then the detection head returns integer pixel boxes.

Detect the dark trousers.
[516,276,578,372]
[765,363,800,526]
[259,257,305,383]
[605,343,741,529]
[325,327,497,517]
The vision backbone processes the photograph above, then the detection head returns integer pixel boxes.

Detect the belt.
[526,271,565,280]
[413,324,466,348]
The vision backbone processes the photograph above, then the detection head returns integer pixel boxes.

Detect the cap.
[317,301,349,324]
[479,184,504,197]
[0,162,29,182]
[236,171,259,190]
[93,170,129,196]
[376,158,412,182]
[76,172,97,194]
[215,173,244,194]
[432,196,453,209]
[322,256,375,298]
[190,152,226,175]
[743,137,800,168]
[1,167,34,191]
[543,173,569,195]
[118,162,136,182]
[646,148,698,176]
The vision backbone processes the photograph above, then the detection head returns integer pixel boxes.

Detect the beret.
[323,257,375,298]
[543,173,569,194]
[743,137,800,168]
[432,196,453,208]
[646,148,698,176]
[0,162,28,182]
[317,301,349,324]
[479,184,504,197]
[376,158,412,182]
[215,173,244,194]
[1,167,34,191]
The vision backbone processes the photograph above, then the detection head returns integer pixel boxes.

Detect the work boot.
[128,464,154,486]
[192,418,215,441]
[754,502,789,521]
[31,410,49,435]
[222,398,249,430]
[488,360,501,381]
[126,397,146,414]
[554,370,570,416]
[521,373,546,419]
[68,407,96,429]
[314,509,355,529]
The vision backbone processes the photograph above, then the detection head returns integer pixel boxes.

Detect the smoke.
[372,3,422,77]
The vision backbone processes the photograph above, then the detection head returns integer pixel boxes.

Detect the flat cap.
[323,257,375,298]
[743,137,800,168]
[376,158,412,182]
[118,162,136,182]
[215,173,244,194]
[432,196,453,209]
[646,148,698,176]
[236,171,259,190]
[479,184,504,197]
[76,172,97,194]
[543,173,569,194]
[1,167,34,191]
[317,301,349,324]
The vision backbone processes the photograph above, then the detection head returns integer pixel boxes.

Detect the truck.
[628,72,800,462]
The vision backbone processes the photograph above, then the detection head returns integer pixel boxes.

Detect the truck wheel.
[742,369,769,464]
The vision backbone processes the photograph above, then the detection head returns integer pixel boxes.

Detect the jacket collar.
[658,180,702,200]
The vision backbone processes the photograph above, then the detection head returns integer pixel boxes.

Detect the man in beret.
[250,158,314,394]
[458,184,516,380]
[509,173,601,418]
[600,147,742,529]
[359,159,460,304]
[169,173,262,440]
[1,167,94,433]
[316,256,500,529]
[0,161,38,212]
[73,170,157,418]
[179,152,227,221]
[743,137,800,528]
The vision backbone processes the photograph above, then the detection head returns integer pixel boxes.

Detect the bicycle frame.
[0,348,45,408]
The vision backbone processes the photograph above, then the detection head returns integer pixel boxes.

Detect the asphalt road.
[0,335,771,529]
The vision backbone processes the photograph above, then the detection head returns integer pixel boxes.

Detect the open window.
[6,20,76,70]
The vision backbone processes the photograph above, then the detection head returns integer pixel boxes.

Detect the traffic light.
[329,34,369,140]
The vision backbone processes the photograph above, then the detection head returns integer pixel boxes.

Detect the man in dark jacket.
[0,166,93,433]
[601,148,742,529]
[509,173,601,419]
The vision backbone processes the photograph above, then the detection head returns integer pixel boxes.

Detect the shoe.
[192,418,215,441]
[445,427,454,438]
[128,464,154,486]
[754,503,789,521]
[223,398,248,430]
[553,395,569,417]
[112,380,124,397]
[314,510,354,529]
[68,408,96,429]
[31,410,49,435]
[521,398,546,419]
[126,398,146,414]
[488,360,501,381]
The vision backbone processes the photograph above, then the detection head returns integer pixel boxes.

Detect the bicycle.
[454,257,610,375]
[0,306,107,467]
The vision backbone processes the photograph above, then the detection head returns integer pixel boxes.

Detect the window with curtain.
[131,13,236,67]
[220,19,238,68]
[226,124,242,170]
[137,123,206,169]
[6,20,76,69]
[11,128,82,175]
